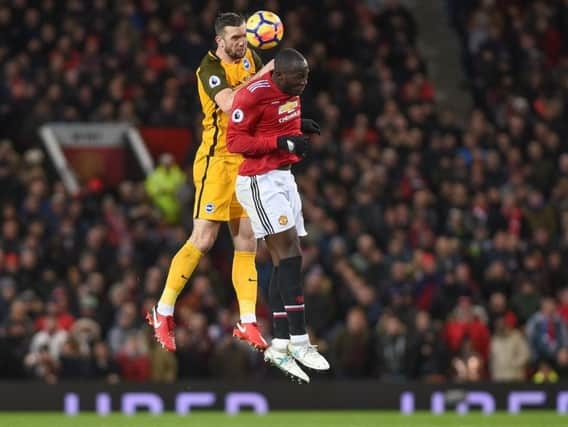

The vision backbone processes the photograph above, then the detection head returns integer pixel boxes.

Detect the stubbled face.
[275,60,309,96]
[217,24,247,60]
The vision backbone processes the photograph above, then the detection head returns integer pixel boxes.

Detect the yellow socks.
[232,251,258,323]
[157,245,258,322]
[158,241,203,312]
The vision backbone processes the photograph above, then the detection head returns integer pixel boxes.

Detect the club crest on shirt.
[278,215,288,225]
[242,58,250,71]
[278,100,298,115]
[205,203,215,213]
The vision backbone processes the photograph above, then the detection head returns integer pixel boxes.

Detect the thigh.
[235,172,296,239]
[235,175,266,239]
[226,158,247,220]
[264,228,301,261]
[286,173,307,237]
[228,216,257,252]
[193,155,234,221]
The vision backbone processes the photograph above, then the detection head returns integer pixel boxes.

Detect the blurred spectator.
[0,277,17,323]
[209,336,256,381]
[59,337,92,380]
[558,288,568,324]
[34,289,75,332]
[24,344,58,383]
[489,315,529,381]
[115,333,151,382]
[144,153,185,224]
[511,280,541,326]
[444,297,490,362]
[28,314,68,360]
[304,266,336,337]
[332,306,376,378]
[107,302,139,354]
[375,312,409,381]
[174,311,213,379]
[526,297,568,365]
[89,340,120,384]
[407,311,447,382]
[70,317,101,355]
[147,330,178,383]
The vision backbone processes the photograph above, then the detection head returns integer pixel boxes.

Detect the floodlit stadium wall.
[1,382,568,414]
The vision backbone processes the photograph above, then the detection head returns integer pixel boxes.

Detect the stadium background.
[1,0,568,422]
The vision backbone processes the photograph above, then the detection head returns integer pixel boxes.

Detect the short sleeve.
[197,56,230,101]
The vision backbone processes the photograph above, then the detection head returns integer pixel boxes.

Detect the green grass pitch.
[0,411,566,427]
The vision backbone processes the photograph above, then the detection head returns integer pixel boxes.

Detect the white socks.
[157,303,174,316]
[240,313,257,324]
[272,338,290,352]
[290,334,309,345]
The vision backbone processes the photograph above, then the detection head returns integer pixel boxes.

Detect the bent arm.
[214,60,274,113]
[226,96,277,156]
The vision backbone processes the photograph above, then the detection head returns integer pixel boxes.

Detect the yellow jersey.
[196,49,262,157]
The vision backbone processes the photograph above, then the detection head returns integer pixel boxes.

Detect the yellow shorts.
[193,154,247,221]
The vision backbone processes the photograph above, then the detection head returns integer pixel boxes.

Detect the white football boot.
[287,342,330,371]
[264,345,310,383]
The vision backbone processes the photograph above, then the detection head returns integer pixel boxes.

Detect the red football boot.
[146,306,176,352]
[232,322,268,351]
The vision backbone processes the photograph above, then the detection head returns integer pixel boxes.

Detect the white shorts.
[235,169,307,239]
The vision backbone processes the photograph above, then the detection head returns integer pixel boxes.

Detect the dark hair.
[214,12,245,36]
[274,48,307,73]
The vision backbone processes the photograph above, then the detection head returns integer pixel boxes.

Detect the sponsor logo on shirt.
[278,100,298,115]
[278,110,301,123]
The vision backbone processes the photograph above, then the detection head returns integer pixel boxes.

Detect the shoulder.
[197,51,229,99]
[234,77,272,107]
[197,51,226,81]
[245,76,273,98]
[198,51,222,71]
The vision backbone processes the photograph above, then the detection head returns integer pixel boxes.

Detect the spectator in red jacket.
[444,297,491,361]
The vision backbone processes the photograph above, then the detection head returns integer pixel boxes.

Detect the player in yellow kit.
[147,13,274,352]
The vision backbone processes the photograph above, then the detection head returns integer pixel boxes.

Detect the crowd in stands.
[1,0,568,383]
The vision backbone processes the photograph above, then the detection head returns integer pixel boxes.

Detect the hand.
[277,135,310,157]
[301,118,321,134]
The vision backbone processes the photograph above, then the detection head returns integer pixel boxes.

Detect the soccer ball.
[246,11,284,50]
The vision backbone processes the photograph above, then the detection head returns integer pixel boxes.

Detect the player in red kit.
[227,48,329,383]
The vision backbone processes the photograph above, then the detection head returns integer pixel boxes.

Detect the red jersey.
[226,72,302,176]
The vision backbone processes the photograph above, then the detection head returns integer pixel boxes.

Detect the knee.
[232,223,257,252]
[273,244,301,261]
[280,238,301,259]
[189,227,217,253]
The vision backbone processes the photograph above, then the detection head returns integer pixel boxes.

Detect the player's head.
[214,12,247,61]
[273,48,309,96]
